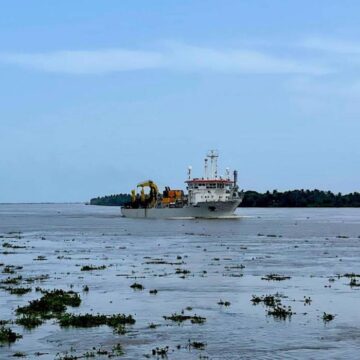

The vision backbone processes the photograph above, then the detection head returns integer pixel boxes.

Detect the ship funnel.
[233,170,238,186]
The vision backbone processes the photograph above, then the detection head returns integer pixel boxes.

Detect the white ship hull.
[121,199,241,219]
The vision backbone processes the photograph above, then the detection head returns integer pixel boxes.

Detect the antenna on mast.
[188,166,192,180]
[225,167,230,179]
[207,150,219,179]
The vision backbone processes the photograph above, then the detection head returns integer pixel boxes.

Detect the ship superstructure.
[121,150,243,219]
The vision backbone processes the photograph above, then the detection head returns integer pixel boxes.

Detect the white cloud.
[0,43,330,75]
[301,37,360,54]
[1,49,164,74]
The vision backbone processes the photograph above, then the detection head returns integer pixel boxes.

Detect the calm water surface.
[0,204,360,359]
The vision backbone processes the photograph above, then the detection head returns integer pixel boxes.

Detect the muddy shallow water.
[0,204,360,359]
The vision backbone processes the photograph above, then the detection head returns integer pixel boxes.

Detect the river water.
[0,204,360,359]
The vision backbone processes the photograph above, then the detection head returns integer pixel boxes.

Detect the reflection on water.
[0,204,360,359]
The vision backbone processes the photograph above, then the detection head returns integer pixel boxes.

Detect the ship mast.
[206,150,219,179]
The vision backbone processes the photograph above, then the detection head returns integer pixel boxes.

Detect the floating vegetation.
[251,294,281,307]
[151,346,169,358]
[2,266,15,274]
[145,259,183,265]
[58,313,135,328]
[80,265,106,271]
[303,296,312,305]
[16,315,44,329]
[130,282,144,290]
[252,293,293,320]
[175,268,191,275]
[13,352,26,357]
[349,278,360,287]
[163,313,206,324]
[323,312,335,322]
[55,345,124,360]
[0,326,22,343]
[225,264,245,270]
[184,232,210,237]
[1,276,22,285]
[16,289,81,317]
[261,274,291,281]
[188,340,206,350]
[3,286,31,295]
[217,299,231,306]
[342,273,360,278]
[148,323,160,329]
[2,242,26,249]
[24,274,49,283]
[267,305,293,319]
[34,255,47,261]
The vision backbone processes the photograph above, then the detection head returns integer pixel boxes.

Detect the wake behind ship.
[121,150,243,219]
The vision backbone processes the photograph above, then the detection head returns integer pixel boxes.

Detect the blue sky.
[1,1,359,202]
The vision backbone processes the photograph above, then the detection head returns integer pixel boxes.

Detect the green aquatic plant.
[24,274,49,283]
[217,299,231,306]
[151,346,169,358]
[251,294,281,307]
[303,296,312,305]
[1,275,22,285]
[16,315,44,329]
[80,265,106,271]
[13,352,26,357]
[2,242,25,249]
[58,313,135,328]
[16,289,81,317]
[34,255,47,261]
[342,273,360,278]
[261,274,291,281]
[188,340,206,350]
[349,278,360,287]
[130,282,144,290]
[267,305,293,319]
[112,343,124,356]
[175,268,191,275]
[148,323,160,329]
[2,265,15,274]
[0,326,22,343]
[323,312,335,322]
[5,286,32,295]
[163,313,206,324]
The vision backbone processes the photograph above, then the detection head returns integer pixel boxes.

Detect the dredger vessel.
[121,150,243,219]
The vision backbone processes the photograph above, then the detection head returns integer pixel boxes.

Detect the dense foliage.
[241,190,360,207]
[90,193,131,206]
[90,190,360,207]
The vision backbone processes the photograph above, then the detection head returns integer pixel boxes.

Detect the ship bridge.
[185,150,239,205]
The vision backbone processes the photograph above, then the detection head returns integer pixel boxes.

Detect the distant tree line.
[90,193,131,206]
[240,189,360,207]
[89,190,360,207]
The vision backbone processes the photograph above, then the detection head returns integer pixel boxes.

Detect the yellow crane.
[136,180,159,207]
